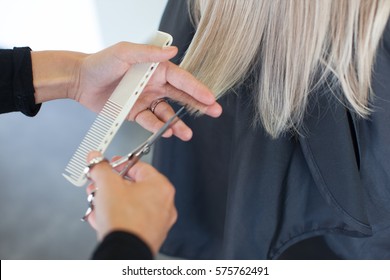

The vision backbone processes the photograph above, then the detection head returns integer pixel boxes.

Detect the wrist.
[31,51,85,103]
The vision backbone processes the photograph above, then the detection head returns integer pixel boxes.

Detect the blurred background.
[0,0,169,259]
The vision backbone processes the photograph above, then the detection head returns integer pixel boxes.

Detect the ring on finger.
[149,98,167,114]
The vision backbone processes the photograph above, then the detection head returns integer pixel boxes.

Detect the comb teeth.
[63,100,123,186]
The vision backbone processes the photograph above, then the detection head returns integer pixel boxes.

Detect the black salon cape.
[153,0,390,259]
[0,48,153,260]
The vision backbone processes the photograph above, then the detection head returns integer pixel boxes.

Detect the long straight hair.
[181,0,390,138]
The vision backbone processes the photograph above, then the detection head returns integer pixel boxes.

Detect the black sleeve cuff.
[12,47,41,116]
[91,231,154,260]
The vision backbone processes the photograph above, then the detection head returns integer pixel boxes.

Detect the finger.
[110,155,124,173]
[86,151,119,188]
[164,87,222,118]
[115,42,178,64]
[152,100,193,141]
[161,61,217,105]
[169,205,178,227]
[87,151,104,162]
[134,109,174,138]
[135,105,192,141]
[128,80,222,122]
[86,210,97,230]
[111,155,122,162]
[126,90,165,121]
[144,83,222,118]
[86,183,96,195]
[128,161,165,183]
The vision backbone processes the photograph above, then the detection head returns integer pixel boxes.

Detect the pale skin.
[86,151,176,255]
[30,42,222,255]
[31,42,222,140]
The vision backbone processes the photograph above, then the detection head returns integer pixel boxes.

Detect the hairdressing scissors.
[81,105,187,221]
[111,105,187,177]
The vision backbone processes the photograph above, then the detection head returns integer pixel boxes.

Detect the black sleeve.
[0,47,41,116]
[91,231,153,260]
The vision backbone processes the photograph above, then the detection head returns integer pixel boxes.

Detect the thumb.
[86,151,117,188]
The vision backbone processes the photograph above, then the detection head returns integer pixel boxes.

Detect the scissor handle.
[118,154,139,177]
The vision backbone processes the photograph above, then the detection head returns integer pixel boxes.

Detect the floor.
[0,99,152,259]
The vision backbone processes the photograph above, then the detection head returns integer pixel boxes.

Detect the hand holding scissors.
[81,106,187,222]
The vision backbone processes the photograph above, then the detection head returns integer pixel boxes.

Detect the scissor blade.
[109,106,187,177]
[145,106,187,146]
[110,154,133,168]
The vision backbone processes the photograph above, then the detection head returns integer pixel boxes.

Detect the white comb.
[63,31,173,187]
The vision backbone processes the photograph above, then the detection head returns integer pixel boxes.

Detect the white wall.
[95,0,169,46]
[0,0,168,51]
[0,0,169,259]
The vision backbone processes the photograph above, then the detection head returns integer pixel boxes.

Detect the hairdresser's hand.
[72,42,222,141]
[85,151,177,255]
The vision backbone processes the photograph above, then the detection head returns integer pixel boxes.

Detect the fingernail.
[206,104,223,117]
[162,128,173,138]
[163,46,176,51]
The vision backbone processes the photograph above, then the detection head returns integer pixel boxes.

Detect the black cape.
[153,0,390,259]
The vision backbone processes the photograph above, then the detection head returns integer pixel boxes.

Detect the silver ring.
[83,156,108,179]
[149,98,167,113]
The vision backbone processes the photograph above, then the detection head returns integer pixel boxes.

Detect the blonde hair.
[181,0,390,138]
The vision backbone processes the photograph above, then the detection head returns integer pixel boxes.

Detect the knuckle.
[161,180,175,199]
[113,41,128,52]
[170,208,178,224]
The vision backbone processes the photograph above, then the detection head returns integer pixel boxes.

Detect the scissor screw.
[143,146,151,155]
